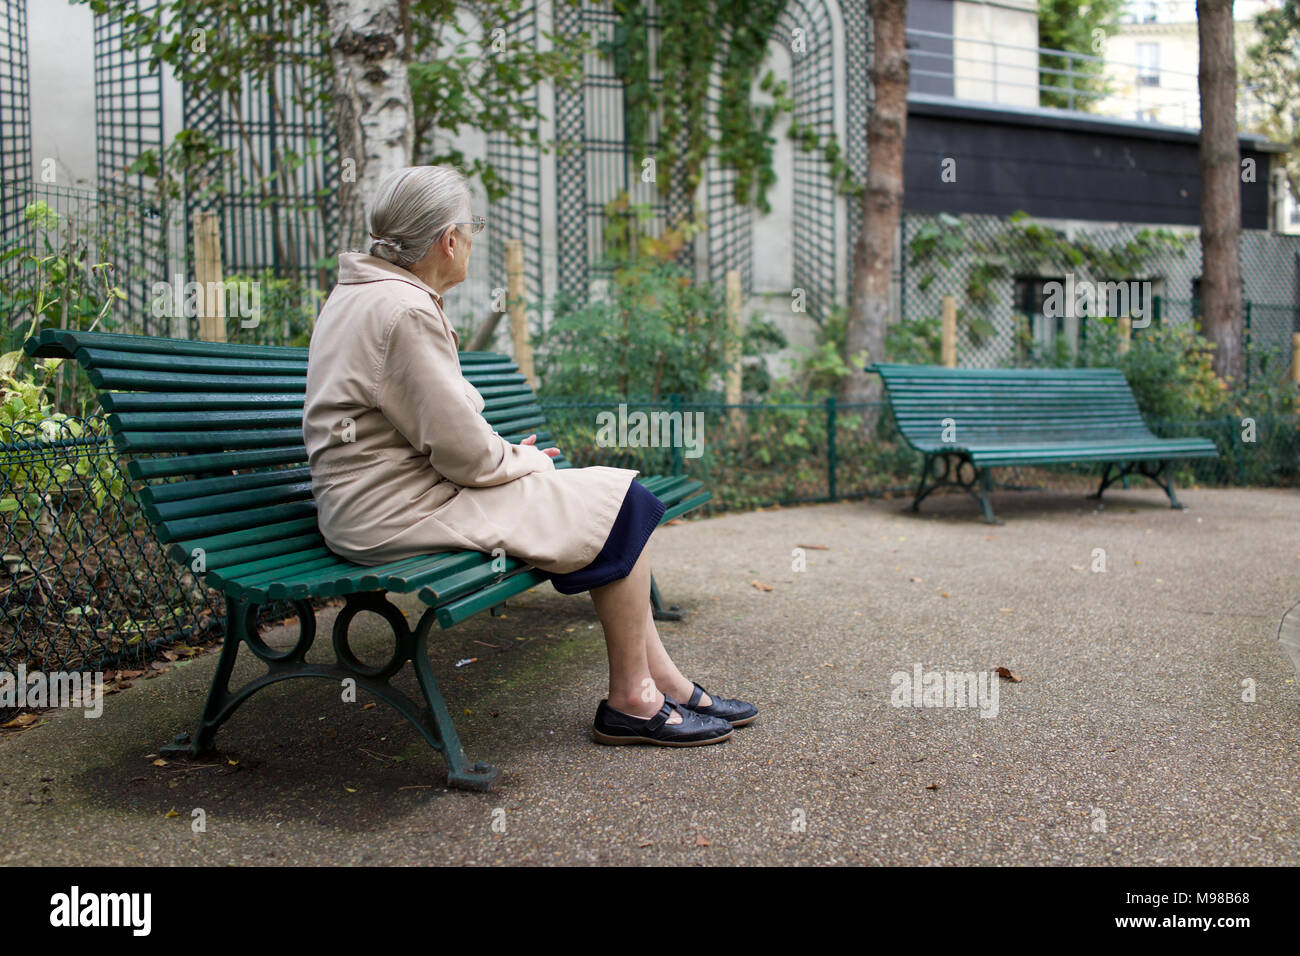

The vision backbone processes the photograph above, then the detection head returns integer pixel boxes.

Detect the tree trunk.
[844,0,909,407]
[1196,0,1243,382]
[327,0,415,253]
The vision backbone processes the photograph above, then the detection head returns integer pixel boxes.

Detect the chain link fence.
[896,210,1300,375]
[0,415,318,721]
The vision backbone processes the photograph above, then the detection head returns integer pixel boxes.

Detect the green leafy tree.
[1242,0,1300,206]
[1038,0,1125,111]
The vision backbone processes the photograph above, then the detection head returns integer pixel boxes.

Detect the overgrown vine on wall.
[606,0,863,221]
[907,211,1192,345]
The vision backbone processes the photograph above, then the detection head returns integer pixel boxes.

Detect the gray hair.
[366,164,471,268]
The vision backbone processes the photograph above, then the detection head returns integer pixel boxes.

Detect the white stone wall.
[952,0,1039,108]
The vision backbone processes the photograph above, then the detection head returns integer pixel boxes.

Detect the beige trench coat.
[302,252,638,572]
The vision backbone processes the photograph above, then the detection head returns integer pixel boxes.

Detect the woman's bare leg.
[589,547,683,723]
[589,542,714,721]
[641,601,712,708]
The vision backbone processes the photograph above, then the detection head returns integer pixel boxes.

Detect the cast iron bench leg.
[1152,461,1186,508]
[1089,462,1122,500]
[650,574,682,621]
[1090,461,1185,509]
[910,453,936,511]
[161,593,316,759]
[975,466,999,524]
[162,592,500,792]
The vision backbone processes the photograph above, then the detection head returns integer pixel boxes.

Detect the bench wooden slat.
[115,427,307,453]
[197,531,328,574]
[88,368,307,393]
[141,466,312,505]
[145,480,314,523]
[129,446,307,481]
[75,347,309,376]
[169,518,324,565]
[431,569,552,627]
[102,391,305,413]
[157,500,319,544]
[25,327,305,360]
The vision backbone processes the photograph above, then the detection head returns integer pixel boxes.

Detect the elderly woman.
[303,164,756,747]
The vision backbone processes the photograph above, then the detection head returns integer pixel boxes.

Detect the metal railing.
[907,27,1202,128]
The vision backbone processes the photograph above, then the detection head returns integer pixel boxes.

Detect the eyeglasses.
[447,216,486,236]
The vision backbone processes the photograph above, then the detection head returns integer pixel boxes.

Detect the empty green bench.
[23,329,711,790]
[870,363,1219,523]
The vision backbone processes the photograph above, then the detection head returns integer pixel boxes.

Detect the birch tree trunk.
[327,0,416,252]
[1196,0,1243,382]
[844,0,909,408]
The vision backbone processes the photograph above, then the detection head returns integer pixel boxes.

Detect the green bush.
[885,315,943,366]
[223,271,324,347]
[1078,319,1224,421]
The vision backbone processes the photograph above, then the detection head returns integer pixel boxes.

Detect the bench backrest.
[22,329,564,577]
[872,363,1154,450]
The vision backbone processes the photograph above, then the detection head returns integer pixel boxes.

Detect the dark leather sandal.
[678,682,758,727]
[593,695,733,746]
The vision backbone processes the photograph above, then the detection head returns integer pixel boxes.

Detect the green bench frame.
[870,363,1219,523]
[24,329,711,790]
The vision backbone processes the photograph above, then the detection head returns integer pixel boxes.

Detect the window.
[1015,276,1163,360]
[1136,43,1160,87]
[1015,275,1076,360]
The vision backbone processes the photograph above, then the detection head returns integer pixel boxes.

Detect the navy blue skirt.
[545,479,666,595]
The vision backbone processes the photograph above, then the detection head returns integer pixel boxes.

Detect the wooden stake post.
[505,239,535,387]
[725,270,744,435]
[940,295,957,368]
[193,211,226,343]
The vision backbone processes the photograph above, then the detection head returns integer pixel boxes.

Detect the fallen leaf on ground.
[165,809,179,818]
[1070,564,1086,571]
[926,783,941,791]
[1,714,39,729]
[152,758,168,767]
[909,576,923,583]
[751,580,774,592]
[998,608,1014,613]
[695,833,711,847]
[796,543,829,550]
[995,667,1022,682]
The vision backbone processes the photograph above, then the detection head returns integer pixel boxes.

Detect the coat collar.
[335,251,458,349]
[336,251,445,306]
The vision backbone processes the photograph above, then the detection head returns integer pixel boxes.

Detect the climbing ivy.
[906,211,1192,348]
[604,0,862,222]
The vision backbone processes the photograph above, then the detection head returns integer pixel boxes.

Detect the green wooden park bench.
[22,329,711,791]
[870,363,1219,523]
